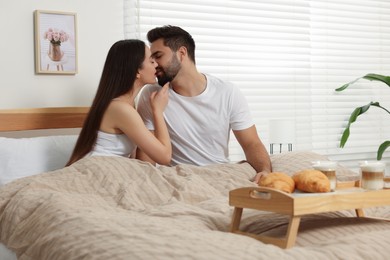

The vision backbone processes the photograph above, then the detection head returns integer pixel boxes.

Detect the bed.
[1,107,390,260]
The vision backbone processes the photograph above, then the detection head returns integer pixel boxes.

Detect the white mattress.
[0,243,16,260]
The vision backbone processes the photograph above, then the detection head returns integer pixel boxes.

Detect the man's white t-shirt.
[137,74,254,166]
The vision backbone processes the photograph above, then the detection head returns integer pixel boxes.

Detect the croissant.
[293,169,330,193]
[258,172,295,193]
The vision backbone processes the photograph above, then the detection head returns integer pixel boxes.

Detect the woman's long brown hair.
[66,39,146,166]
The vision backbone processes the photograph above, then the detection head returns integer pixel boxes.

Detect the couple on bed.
[66,25,271,184]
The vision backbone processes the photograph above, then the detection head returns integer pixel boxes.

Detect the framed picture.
[34,10,78,75]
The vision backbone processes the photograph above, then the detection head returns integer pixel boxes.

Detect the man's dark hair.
[147,25,196,63]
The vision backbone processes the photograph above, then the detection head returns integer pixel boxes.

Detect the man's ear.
[177,46,187,61]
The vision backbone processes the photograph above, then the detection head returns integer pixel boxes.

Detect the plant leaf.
[339,102,385,148]
[335,77,361,91]
[377,140,390,160]
[335,73,390,91]
[363,73,390,87]
[339,128,350,148]
[371,102,390,115]
[339,106,364,148]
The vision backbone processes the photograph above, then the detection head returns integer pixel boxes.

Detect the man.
[136,25,271,183]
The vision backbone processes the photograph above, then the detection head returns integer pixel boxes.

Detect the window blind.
[309,0,390,169]
[124,0,390,170]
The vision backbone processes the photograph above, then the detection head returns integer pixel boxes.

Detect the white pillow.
[0,135,78,186]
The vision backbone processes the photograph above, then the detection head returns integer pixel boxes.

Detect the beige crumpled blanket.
[1,156,390,260]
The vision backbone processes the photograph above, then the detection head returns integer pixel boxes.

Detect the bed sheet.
[0,156,389,260]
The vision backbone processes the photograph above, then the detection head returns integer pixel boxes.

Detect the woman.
[66,39,171,166]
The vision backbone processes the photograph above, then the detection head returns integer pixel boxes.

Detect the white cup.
[312,161,337,191]
[359,161,385,190]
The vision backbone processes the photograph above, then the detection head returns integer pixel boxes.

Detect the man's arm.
[233,125,272,184]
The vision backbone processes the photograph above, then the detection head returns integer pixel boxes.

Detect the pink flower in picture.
[43,28,69,45]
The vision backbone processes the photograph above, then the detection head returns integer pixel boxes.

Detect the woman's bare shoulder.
[103,100,139,124]
[108,99,136,114]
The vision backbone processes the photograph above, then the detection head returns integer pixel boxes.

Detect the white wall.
[0,0,124,109]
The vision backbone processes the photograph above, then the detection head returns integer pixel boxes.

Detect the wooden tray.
[229,180,390,249]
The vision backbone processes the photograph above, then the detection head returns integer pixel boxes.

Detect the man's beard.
[157,54,181,86]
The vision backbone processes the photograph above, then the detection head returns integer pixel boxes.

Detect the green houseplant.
[335,73,390,160]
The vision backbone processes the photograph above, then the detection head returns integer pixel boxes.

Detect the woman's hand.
[150,83,169,113]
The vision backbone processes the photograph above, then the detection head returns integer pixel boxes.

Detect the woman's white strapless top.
[88,131,136,158]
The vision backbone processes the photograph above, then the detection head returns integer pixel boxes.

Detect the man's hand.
[253,171,270,184]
